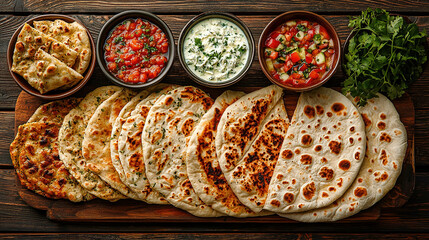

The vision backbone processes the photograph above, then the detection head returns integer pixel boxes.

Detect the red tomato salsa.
[104,18,169,83]
[264,20,335,87]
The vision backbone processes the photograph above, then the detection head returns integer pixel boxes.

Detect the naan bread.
[10,122,94,202]
[58,86,127,201]
[48,41,79,68]
[28,98,82,124]
[264,87,366,213]
[13,49,83,94]
[281,93,407,222]
[216,85,289,213]
[142,86,222,217]
[187,90,273,217]
[82,89,138,199]
[33,20,92,74]
[115,84,177,204]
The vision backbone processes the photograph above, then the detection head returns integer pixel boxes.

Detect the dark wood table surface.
[1,0,429,239]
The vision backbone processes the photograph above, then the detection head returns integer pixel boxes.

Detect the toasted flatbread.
[216,85,289,213]
[264,87,366,214]
[28,98,82,124]
[142,86,223,217]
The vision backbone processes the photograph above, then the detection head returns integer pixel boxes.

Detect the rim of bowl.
[258,11,341,92]
[177,12,255,88]
[7,14,95,100]
[96,10,175,89]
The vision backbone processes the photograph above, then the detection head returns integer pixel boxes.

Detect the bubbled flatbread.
[33,20,92,74]
[59,86,127,201]
[264,87,366,214]
[28,98,82,124]
[281,93,407,222]
[187,90,274,217]
[12,23,52,64]
[10,122,94,202]
[13,49,83,94]
[142,86,223,217]
[216,85,289,213]
[115,84,177,204]
[82,89,138,199]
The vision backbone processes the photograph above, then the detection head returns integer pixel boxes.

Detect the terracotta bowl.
[7,14,95,100]
[258,11,341,92]
[96,10,175,89]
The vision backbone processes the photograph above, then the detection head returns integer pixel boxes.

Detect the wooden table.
[1,0,429,238]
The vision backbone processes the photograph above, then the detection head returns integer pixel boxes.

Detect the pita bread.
[33,20,92,74]
[187,90,273,217]
[264,87,366,213]
[82,89,139,199]
[115,84,177,204]
[58,86,127,201]
[11,122,94,202]
[28,98,82,124]
[216,85,289,213]
[281,93,407,222]
[142,86,223,217]
[13,49,83,94]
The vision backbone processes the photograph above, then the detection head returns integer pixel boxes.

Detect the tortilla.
[216,85,289,213]
[13,49,83,94]
[10,122,94,202]
[142,86,223,217]
[264,87,366,213]
[82,89,138,199]
[187,90,274,217]
[58,86,127,201]
[33,20,92,74]
[281,93,407,222]
[28,98,82,124]
[115,84,177,204]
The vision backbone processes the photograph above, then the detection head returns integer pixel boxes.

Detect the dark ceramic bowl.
[178,12,255,88]
[96,10,174,89]
[7,14,95,100]
[258,11,341,92]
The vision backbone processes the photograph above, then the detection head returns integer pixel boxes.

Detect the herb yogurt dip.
[183,18,249,82]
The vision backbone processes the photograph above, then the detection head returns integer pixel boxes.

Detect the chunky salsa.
[264,19,335,87]
[104,18,169,83]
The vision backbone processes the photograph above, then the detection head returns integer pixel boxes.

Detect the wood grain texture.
[18,0,429,14]
[1,233,429,240]
[1,169,428,232]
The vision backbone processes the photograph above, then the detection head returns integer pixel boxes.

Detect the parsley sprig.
[342,8,427,106]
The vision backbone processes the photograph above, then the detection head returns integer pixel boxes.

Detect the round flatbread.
[28,98,82,124]
[82,88,138,199]
[142,86,223,217]
[281,93,407,222]
[115,84,177,204]
[187,90,274,217]
[264,87,366,213]
[10,122,94,202]
[216,85,289,213]
[58,86,127,201]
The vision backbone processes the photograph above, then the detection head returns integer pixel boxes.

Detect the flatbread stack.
[10,98,94,202]
[12,20,91,94]
[10,84,407,221]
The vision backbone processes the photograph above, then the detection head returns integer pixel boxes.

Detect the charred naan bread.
[28,98,82,124]
[10,122,94,202]
[58,86,127,201]
[187,91,273,217]
[13,49,83,94]
[281,93,407,222]
[142,86,223,217]
[264,87,366,213]
[82,89,138,199]
[216,85,289,213]
[114,85,177,204]
[12,23,52,63]
[33,20,92,74]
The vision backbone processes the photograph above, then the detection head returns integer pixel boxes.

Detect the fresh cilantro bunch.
[342,8,427,106]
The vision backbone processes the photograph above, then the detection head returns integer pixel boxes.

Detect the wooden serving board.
[13,86,415,223]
